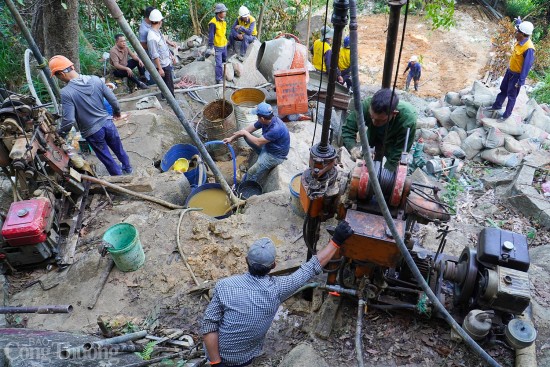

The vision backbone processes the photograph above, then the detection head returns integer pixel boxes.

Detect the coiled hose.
[348,0,500,366]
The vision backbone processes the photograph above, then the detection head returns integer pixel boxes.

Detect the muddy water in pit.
[187,188,231,217]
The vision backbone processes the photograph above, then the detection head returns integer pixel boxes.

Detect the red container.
[2,198,52,246]
[274,68,309,115]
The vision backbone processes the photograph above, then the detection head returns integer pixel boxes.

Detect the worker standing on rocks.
[403,55,421,92]
[311,26,343,83]
[109,34,149,90]
[201,221,354,367]
[338,35,352,91]
[147,9,176,97]
[49,55,133,175]
[342,88,417,171]
[223,102,289,183]
[486,18,535,120]
[229,6,257,60]
[207,4,229,84]
[139,6,155,50]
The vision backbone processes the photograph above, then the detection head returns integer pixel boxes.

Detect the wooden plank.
[314,294,342,339]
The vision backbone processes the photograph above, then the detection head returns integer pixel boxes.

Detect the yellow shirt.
[238,15,257,36]
[312,39,331,72]
[509,39,534,73]
[338,47,351,71]
[209,16,227,47]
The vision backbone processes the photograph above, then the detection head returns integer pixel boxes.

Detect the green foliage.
[531,70,550,104]
[441,177,464,214]
[425,0,456,30]
[0,7,26,91]
[138,341,156,360]
[373,0,389,14]
[504,0,536,19]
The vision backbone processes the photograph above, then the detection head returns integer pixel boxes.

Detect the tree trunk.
[43,0,80,71]
[257,0,268,41]
[31,1,45,53]
[188,0,201,35]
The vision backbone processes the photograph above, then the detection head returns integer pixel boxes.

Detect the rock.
[471,80,495,107]
[277,343,329,367]
[410,167,441,188]
[234,41,268,87]
[432,106,453,129]
[450,106,475,130]
[224,62,235,82]
[232,61,243,77]
[445,91,463,106]
[176,61,216,85]
[338,146,355,170]
[471,202,499,217]
[481,167,516,188]
[152,171,191,205]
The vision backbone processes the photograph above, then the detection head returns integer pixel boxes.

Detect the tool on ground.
[0,304,73,314]
[87,258,115,309]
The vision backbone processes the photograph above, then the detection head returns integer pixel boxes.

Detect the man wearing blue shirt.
[403,55,421,92]
[223,102,290,182]
[486,19,535,120]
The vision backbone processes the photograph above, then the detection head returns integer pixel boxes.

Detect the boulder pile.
[416,80,550,167]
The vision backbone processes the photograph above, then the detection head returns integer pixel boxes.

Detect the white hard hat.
[238,6,250,17]
[517,21,534,36]
[410,55,418,62]
[149,9,164,22]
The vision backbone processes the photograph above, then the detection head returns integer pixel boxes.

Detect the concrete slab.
[277,343,329,367]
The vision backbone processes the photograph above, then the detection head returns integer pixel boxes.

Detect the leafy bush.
[531,70,550,104]
[504,0,536,18]
[373,0,389,14]
[425,0,455,30]
[0,7,26,92]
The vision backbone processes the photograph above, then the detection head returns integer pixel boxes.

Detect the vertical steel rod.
[381,0,406,88]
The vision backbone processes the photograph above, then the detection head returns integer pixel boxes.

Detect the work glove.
[350,145,362,161]
[205,47,215,57]
[332,220,354,247]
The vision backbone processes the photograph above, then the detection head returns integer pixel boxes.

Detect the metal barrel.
[198,99,237,161]
[0,305,73,314]
[230,88,266,150]
[85,330,147,350]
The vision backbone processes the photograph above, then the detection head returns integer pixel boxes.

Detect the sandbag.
[503,135,524,153]
[450,106,476,130]
[423,140,441,156]
[462,129,486,159]
[440,131,466,158]
[527,103,550,133]
[445,92,463,106]
[518,138,541,154]
[438,127,449,139]
[481,118,525,136]
[517,124,549,141]
[484,127,505,149]
[432,107,453,129]
[450,126,467,142]
[459,87,472,97]
[480,148,524,167]
[420,128,439,141]
[416,117,438,129]
[471,80,495,107]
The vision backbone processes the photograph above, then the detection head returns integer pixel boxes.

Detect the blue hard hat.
[343,36,350,48]
[251,102,273,116]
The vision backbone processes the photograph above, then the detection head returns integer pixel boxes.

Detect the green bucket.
[103,223,145,272]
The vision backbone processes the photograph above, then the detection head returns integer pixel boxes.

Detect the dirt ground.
[355,4,497,98]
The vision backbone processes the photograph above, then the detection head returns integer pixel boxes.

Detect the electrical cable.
[348,1,500,366]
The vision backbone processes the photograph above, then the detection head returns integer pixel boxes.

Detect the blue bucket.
[161,144,206,186]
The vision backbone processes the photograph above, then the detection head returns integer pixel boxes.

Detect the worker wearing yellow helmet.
[230,5,257,59]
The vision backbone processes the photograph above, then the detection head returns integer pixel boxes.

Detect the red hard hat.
[49,55,74,76]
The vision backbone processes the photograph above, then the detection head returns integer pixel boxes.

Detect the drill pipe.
[0,305,73,314]
[60,344,144,359]
[84,330,147,350]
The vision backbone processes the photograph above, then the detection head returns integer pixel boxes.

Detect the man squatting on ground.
[147,9,176,97]
[342,88,417,172]
[229,6,257,59]
[201,221,354,366]
[207,4,229,84]
[49,55,133,175]
[223,102,290,182]
[487,18,535,120]
[109,34,149,90]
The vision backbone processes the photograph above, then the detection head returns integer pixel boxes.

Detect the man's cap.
[251,102,273,117]
[149,9,163,22]
[410,55,418,62]
[321,26,334,39]
[215,3,228,13]
[343,36,350,48]
[247,238,276,267]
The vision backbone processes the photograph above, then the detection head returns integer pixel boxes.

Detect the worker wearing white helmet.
[403,55,421,92]
[147,9,176,97]
[486,17,535,120]
[229,5,258,60]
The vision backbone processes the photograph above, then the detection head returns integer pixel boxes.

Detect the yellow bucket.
[171,158,189,173]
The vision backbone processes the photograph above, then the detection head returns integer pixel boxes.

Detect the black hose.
[369,304,416,311]
[348,1,500,366]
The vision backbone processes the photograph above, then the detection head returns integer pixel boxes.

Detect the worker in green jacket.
[342,88,417,172]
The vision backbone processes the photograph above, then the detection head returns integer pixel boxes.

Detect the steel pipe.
[84,330,147,350]
[101,0,240,206]
[0,305,73,314]
[4,0,61,99]
[381,0,407,88]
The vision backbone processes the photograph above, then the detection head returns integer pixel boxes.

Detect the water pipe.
[101,0,240,207]
[4,0,61,100]
[204,141,237,186]
[348,1,500,365]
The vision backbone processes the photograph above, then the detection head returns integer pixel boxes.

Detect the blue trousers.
[229,30,256,56]
[214,46,227,81]
[86,119,131,176]
[406,73,420,91]
[244,136,284,182]
[492,69,521,119]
